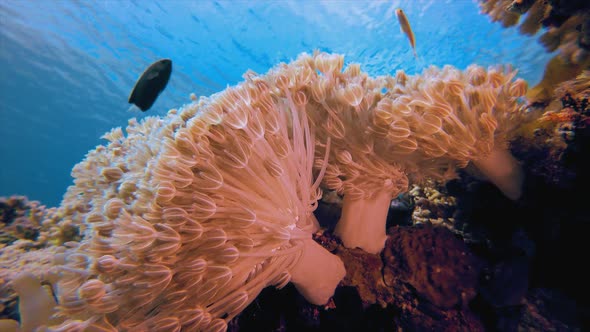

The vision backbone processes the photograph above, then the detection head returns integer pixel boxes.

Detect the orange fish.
[396,8,417,58]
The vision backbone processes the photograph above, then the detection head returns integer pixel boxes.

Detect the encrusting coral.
[5,52,534,330]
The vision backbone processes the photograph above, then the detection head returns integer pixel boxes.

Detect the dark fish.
[128,59,172,111]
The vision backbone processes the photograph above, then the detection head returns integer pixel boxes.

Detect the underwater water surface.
[0,0,551,206]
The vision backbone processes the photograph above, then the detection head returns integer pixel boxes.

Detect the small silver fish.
[128,59,172,112]
[395,8,417,58]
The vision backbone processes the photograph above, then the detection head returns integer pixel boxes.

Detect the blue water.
[0,0,552,207]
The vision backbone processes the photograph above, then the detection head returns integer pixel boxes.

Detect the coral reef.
[0,196,74,330]
[442,83,590,328]
[0,194,81,248]
[480,0,590,65]
[408,181,457,228]
[511,70,590,186]
[480,0,590,104]
[1,196,47,245]
[1,51,571,331]
[526,54,588,104]
[479,0,590,104]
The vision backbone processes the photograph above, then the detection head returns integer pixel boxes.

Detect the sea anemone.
[260,53,529,254]
[273,52,411,254]
[344,64,528,253]
[373,65,528,199]
[321,71,410,253]
[44,61,345,331]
